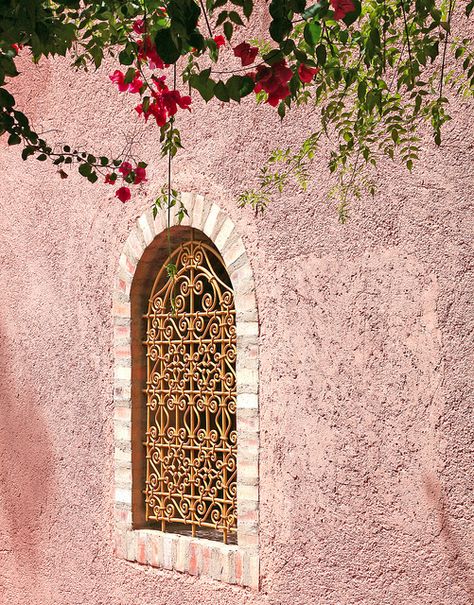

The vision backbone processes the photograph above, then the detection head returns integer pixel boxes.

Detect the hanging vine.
[0,0,473,220]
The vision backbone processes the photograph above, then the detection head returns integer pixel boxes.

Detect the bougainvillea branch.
[0,1,473,220]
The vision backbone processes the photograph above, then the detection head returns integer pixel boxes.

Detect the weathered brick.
[162,534,176,570]
[136,533,148,565]
[126,530,137,561]
[114,530,127,559]
[112,299,130,319]
[114,406,131,421]
[238,483,259,501]
[149,535,163,567]
[223,237,246,267]
[203,203,221,239]
[192,194,206,228]
[243,553,260,589]
[137,210,155,245]
[175,537,190,573]
[215,217,235,251]
[237,393,258,410]
[115,487,132,505]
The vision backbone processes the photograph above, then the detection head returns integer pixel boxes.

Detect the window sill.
[114,527,259,589]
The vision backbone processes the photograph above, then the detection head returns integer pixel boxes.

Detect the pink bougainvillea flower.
[297,63,319,83]
[133,19,146,34]
[233,42,258,66]
[118,161,133,177]
[128,72,144,94]
[115,186,131,203]
[109,69,129,92]
[134,166,147,185]
[135,76,191,126]
[253,60,293,106]
[104,173,117,184]
[330,0,356,20]
[213,35,225,47]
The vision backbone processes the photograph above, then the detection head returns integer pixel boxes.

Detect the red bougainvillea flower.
[133,19,146,34]
[110,70,143,94]
[134,166,147,185]
[330,0,355,20]
[254,60,293,106]
[128,72,144,94]
[214,35,225,47]
[298,63,319,83]
[135,76,191,126]
[115,187,131,203]
[233,42,258,66]
[137,36,164,70]
[109,69,129,92]
[118,161,133,177]
[104,173,117,184]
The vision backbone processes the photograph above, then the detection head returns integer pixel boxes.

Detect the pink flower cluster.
[135,76,191,127]
[109,70,143,94]
[104,161,147,203]
[232,41,319,106]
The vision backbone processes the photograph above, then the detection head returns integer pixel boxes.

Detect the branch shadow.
[0,323,55,597]
[424,474,474,603]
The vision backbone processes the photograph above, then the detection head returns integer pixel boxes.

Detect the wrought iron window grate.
[143,237,237,544]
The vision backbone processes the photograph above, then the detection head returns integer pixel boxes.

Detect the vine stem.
[400,0,414,86]
[439,0,456,98]
[198,0,213,37]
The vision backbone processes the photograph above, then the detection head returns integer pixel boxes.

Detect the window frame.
[112,193,259,589]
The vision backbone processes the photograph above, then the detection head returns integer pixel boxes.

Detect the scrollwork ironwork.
[144,238,237,543]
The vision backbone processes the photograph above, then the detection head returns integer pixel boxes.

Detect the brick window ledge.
[114,527,259,588]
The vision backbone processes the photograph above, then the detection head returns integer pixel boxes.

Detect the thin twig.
[198,0,213,37]
[400,0,414,85]
[439,0,456,98]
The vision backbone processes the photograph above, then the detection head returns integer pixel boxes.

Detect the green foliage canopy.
[0,0,473,219]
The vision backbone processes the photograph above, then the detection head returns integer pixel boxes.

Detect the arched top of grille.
[148,238,234,316]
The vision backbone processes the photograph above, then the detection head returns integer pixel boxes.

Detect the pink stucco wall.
[1,11,473,605]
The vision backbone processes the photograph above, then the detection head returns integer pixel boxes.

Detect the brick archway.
[112,193,259,589]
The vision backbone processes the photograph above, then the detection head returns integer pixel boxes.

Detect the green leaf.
[8,133,21,145]
[0,88,15,108]
[155,28,181,64]
[189,72,215,102]
[118,49,134,66]
[214,80,230,101]
[79,163,92,177]
[304,21,321,46]
[224,21,234,40]
[315,44,327,66]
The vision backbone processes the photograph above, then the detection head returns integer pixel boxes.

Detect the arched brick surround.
[112,193,259,589]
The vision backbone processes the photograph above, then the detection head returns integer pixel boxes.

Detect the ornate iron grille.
[144,237,237,543]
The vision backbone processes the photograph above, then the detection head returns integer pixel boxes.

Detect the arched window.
[113,196,259,589]
[143,234,237,543]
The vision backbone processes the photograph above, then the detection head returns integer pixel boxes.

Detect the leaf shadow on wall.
[424,474,474,603]
[0,325,55,591]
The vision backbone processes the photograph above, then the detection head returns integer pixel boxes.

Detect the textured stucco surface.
[1,10,473,605]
